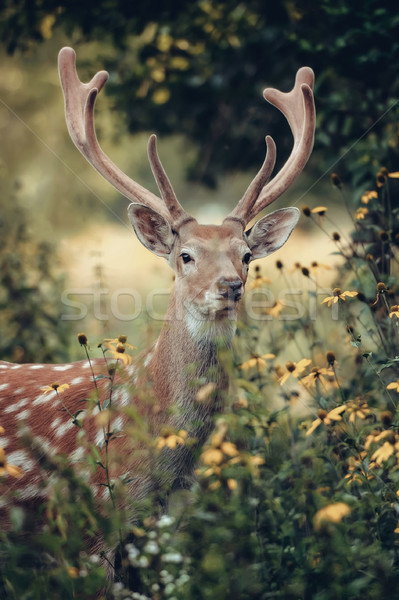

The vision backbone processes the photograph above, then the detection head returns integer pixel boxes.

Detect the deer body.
[0,47,315,582]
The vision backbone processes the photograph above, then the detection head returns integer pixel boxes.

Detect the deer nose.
[218,278,243,301]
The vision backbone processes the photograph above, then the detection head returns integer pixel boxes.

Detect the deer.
[0,47,315,585]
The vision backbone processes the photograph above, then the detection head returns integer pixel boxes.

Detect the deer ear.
[246,207,300,259]
[128,203,176,258]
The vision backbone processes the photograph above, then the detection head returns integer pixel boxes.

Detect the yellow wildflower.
[249,274,272,290]
[311,206,327,215]
[103,335,136,351]
[355,207,368,220]
[314,502,351,529]
[196,382,217,402]
[387,381,399,393]
[364,429,393,451]
[0,447,23,479]
[321,288,358,307]
[107,344,133,366]
[388,171,399,178]
[306,405,346,436]
[41,383,70,394]
[278,358,312,385]
[345,397,370,423]
[361,190,378,204]
[371,441,395,465]
[157,429,188,450]
[389,305,399,319]
[263,301,284,319]
[239,353,275,372]
[301,366,334,388]
[344,452,372,485]
[310,261,331,275]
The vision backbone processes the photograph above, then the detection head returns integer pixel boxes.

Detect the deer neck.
[148,291,235,438]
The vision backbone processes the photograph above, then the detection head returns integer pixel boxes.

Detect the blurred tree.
[0,0,398,186]
[0,179,70,363]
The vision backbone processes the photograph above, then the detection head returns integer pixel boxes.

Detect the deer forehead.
[178,223,247,256]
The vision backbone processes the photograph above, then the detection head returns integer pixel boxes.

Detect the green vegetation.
[1,169,399,598]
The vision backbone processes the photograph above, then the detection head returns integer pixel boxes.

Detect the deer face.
[128,203,299,327]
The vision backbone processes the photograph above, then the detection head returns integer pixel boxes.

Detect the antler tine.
[58,47,171,222]
[226,67,315,227]
[147,135,193,228]
[224,135,276,227]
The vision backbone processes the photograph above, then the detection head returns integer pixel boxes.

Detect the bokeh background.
[0,0,398,362]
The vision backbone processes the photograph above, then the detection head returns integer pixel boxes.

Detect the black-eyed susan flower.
[330,172,342,189]
[278,358,312,386]
[355,207,368,220]
[106,344,133,366]
[306,405,346,436]
[103,336,136,351]
[157,429,188,450]
[311,206,327,216]
[387,380,399,393]
[345,397,371,423]
[361,190,378,204]
[248,266,272,289]
[389,305,399,319]
[301,366,334,388]
[310,261,331,276]
[0,447,23,479]
[239,353,275,372]
[263,301,284,319]
[41,382,70,394]
[77,332,88,346]
[344,451,371,485]
[321,288,358,307]
[371,441,396,465]
[314,502,351,529]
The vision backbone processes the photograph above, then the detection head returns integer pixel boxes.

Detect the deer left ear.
[245,207,300,259]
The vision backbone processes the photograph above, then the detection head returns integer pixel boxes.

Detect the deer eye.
[243,252,252,265]
[181,252,193,264]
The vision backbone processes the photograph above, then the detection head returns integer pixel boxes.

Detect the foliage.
[1,1,398,185]
[0,181,70,363]
[1,163,399,598]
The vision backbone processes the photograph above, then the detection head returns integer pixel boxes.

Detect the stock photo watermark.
[60,286,343,323]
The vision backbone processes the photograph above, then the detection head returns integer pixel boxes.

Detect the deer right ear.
[128,203,176,258]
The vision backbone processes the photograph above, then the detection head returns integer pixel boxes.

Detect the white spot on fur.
[32,393,55,406]
[55,420,75,438]
[70,376,84,385]
[95,429,104,446]
[13,387,25,395]
[81,361,92,369]
[29,365,44,370]
[51,417,63,430]
[7,450,36,472]
[0,364,9,369]
[0,383,9,391]
[111,416,124,432]
[70,446,86,462]
[11,365,22,370]
[143,353,153,368]
[4,397,29,413]
[19,481,47,500]
[53,364,73,372]
[16,409,31,421]
[113,387,130,407]
[0,437,9,448]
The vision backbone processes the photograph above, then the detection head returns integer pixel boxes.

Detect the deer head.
[58,47,315,342]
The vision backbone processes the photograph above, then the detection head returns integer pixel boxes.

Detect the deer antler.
[225,67,315,227]
[58,47,192,227]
